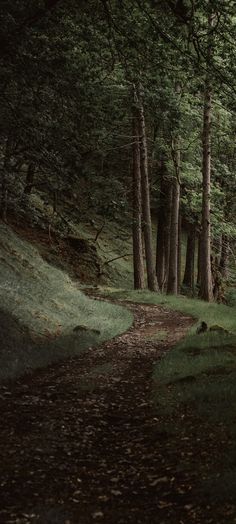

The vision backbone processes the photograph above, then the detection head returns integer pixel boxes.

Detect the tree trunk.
[167,137,180,295]
[183,225,196,291]
[132,101,145,290]
[177,212,182,293]
[199,11,214,301]
[219,234,229,279]
[197,234,201,287]
[156,160,171,291]
[164,184,173,289]
[138,88,158,292]
[156,210,165,291]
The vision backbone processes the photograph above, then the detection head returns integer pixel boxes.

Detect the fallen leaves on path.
[0,301,234,523]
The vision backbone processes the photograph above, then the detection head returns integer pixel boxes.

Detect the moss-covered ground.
[0,224,133,380]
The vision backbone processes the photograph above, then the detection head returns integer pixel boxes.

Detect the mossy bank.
[0,224,133,381]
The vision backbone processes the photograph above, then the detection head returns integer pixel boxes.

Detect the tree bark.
[199,11,214,301]
[167,137,180,295]
[156,160,171,291]
[138,87,158,292]
[183,225,196,291]
[177,212,182,293]
[132,97,145,290]
[156,209,165,291]
[164,184,173,289]
[197,234,201,287]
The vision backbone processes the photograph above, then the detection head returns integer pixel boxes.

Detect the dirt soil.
[0,300,234,524]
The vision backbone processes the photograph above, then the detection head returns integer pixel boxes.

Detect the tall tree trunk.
[164,184,173,289]
[138,88,158,292]
[219,234,229,279]
[132,99,145,290]
[183,225,196,291]
[156,208,165,291]
[167,137,180,295]
[156,159,171,291]
[197,234,201,287]
[177,212,182,293]
[199,11,214,301]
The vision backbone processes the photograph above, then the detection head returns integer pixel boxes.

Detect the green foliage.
[0,0,235,287]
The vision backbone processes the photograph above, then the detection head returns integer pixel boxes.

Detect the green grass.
[101,286,236,507]
[153,334,236,421]
[99,287,236,333]
[100,288,236,418]
[0,224,133,381]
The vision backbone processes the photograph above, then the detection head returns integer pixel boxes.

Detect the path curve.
[0,300,194,524]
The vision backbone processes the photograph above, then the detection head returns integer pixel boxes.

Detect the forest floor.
[0,299,236,524]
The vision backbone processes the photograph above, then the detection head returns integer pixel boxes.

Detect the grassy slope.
[0,223,133,380]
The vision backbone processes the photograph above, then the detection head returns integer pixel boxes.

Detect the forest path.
[0,300,211,524]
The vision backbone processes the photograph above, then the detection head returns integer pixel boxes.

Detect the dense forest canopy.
[0,0,236,300]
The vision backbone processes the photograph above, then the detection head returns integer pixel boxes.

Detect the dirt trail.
[0,300,203,524]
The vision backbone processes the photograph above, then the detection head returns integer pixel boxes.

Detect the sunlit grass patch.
[99,287,236,334]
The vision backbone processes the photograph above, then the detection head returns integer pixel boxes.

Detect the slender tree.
[167,136,181,295]
[177,212,182,292]
[199,9,214,301]
[156,159,171,290]
[132,88,145,289]
[164,185,173,289]
[138,86,159,292]
[183,224,196,291]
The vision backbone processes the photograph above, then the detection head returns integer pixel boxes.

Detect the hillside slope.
[0,223,133,380]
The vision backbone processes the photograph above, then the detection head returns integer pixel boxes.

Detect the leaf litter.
[0,299,235,523]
